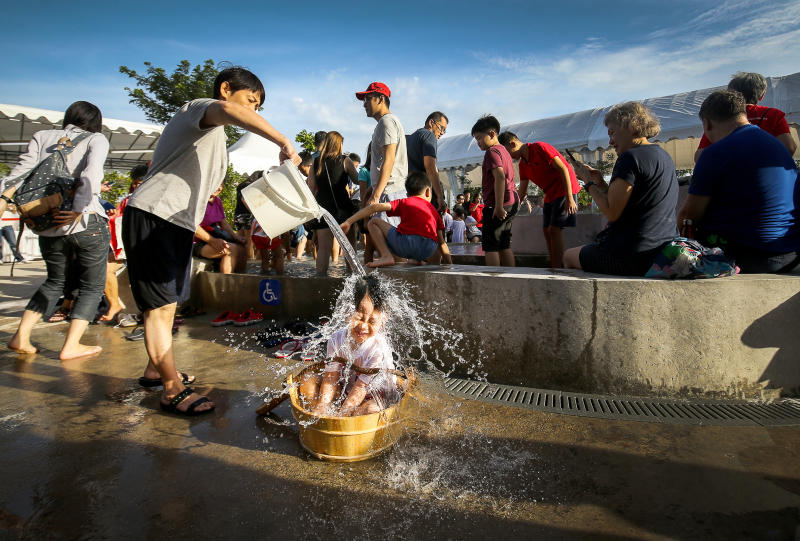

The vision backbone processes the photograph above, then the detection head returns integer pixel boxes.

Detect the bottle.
[681,219,694,239]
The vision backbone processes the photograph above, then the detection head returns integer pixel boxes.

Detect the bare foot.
[99,306,122,322]
[8,343,38,354]
[161,390,215,413]
[59,344,102,361]
[366,256,396,268]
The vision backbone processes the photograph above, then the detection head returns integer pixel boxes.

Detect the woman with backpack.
[0,101,110,360]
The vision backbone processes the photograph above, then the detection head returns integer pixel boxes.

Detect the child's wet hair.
[213,64,265,106]
[353,275,385,311]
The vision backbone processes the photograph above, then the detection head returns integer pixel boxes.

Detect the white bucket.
[241,161,322,239]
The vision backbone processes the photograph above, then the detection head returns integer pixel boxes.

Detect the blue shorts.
[386,228,438,261]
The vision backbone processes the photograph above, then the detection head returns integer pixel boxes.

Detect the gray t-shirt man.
[370,112,407,198]
[128,98,228,232]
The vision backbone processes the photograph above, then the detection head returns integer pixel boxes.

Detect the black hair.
[299,150,313,166]
[348,152,361,163]
[454,207,466,218]
[63,101,102,133]
[498,131,519,146]
[353,275,385,311]
[314,131,327,149]
[213,66,265,106]
[425,111,449,125]
[699,90,746,122]
[130,164,149,181]
[405,171,430,196]
[471,115,500,136]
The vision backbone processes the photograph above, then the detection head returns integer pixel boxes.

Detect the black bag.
[209,222,236,243]
[10,132,91,233]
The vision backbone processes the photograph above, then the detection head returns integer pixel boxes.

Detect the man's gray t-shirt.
[128,98,228,231]
[370,113,407,195]
[406,127,437,174]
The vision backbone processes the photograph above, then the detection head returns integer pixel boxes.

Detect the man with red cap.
[356,82,407,227]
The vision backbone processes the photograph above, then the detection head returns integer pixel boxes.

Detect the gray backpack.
[9,132,91,233]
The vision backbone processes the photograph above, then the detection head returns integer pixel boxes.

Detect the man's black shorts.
[122,206,194,312]
[543,195,578,228]
[481,201,519,252]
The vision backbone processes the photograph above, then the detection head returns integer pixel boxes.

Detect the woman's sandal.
[139,372,196,388]
[48,309,69,323]
[160,388,214,416]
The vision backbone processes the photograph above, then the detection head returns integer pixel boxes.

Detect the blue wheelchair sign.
[259,279,282,306]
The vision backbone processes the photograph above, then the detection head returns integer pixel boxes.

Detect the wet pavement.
[1,262,799,540]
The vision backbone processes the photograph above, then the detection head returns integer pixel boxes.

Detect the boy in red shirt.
[341,171,451,267]
[472,115,519,267]
[499,132,580,268]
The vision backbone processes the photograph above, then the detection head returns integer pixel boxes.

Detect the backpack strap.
[58,131,93,156]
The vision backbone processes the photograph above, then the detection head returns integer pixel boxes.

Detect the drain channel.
[443,377,800,427]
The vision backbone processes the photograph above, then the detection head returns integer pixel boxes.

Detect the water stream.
[320,208,366,276]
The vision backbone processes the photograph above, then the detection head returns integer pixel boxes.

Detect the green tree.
[295,130,316,153]
[0,163,10,177]
[101,170,131,206]
[119,59,243,146]
[219,165,249,224]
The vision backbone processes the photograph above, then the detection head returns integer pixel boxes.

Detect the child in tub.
[301,275,399,417]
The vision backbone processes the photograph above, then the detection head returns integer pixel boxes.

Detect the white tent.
[437,72,800,172]
[0,104,163,170]
[227,131,282,175]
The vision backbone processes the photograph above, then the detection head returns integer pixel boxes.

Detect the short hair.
[366,92,390,108]
[727,72,767,104]
[454,207,465,218]
[425,111,449,125]
[699,90,746,122]
[348,152,361,163]
[130,164,149,181]
[471,115,500,136]
[353,275,384,311]
[213,66,265,107]
[313,131,327,149]
[604,102,660,139]
[299,150,313,166]
[498,132,519,146]
[405,171,431,196]
[62,101,102,133]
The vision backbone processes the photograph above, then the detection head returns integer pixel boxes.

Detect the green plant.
[101,170,131,205]
[219,165,249,223]
[295,130,316,153]
[0,163,10,177]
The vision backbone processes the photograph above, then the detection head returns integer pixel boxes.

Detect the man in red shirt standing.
[694,72,797,163]
[500,132,580,268]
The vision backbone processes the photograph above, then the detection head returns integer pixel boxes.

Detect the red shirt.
[388,196,444,241]
[481,144,517,208]
[697,104,790,149]
[469,202,484,227]
[518,142,580,203]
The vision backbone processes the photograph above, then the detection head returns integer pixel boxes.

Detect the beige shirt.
[128,99,228,231]
[0,125,109,236]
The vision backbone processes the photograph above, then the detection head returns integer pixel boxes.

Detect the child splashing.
[300,275,400,416]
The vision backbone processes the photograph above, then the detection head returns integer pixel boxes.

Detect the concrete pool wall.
[181,263,800,400]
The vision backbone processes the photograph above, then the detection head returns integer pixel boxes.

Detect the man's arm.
[340,202,392,233]
[368,143,397,205]
[423,156,445,210]
[491,167,507,220]
[677,194,711,226]
[552,156,577,215]
[777,133,798,156]
[201,101,300,164]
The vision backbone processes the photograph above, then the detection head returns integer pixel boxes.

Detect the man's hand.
[564,196,578,215]
[493,206,507,221]
[51,210,82,226]
[367,195,380,207]
[208,237,229,255]
[340,221,351,234]
[279,145,301,166]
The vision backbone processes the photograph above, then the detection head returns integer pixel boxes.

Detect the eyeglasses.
[435,122,447,135]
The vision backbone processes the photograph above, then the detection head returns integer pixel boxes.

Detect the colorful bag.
[645,237,738,279]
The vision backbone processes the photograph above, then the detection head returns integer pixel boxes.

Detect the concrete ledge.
[380,265,800,399]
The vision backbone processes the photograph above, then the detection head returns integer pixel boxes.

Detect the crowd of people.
[0,68,798,416]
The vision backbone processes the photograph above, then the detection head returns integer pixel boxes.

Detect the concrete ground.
[1,262,799,540]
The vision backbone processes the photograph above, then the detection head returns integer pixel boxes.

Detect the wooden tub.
[287,363,415,462]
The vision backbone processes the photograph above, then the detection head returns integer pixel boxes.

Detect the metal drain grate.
[443,377,800,427]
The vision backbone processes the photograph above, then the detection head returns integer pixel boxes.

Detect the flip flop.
[274,338,310,359]
[48,309,69,323]
[160,387,214,416]
[139,372,196,388]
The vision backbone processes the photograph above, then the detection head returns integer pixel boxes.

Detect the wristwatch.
[0,194,11,203]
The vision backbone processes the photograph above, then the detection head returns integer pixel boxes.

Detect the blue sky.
[2,0,799,156]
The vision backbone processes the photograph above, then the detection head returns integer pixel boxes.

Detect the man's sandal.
[160,388,214,416]
[139,372,196,388]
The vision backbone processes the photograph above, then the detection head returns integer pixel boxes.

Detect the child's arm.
[201,101,300,165]
[313,370,341,414]
[340,202,392,234]
[552,156,577,215]
[491,168,507,220]
[340,379,369,416]
[437,229,452,265]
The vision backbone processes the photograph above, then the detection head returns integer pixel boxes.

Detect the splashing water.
[320,209,366,276]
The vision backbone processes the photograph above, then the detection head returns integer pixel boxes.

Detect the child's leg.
[353,398,381,416]
[543,226,554,266]
[547,226,565,268]
[331,237,340,263]
[499,248,515,267]
[366,218,396,268]
[363,231,374,264]
[485,250,500,266]
[315,229,333,275]
[260,247,270,273]
[299,373,322,407]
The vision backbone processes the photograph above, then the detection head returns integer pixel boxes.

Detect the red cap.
[355,82,391,100]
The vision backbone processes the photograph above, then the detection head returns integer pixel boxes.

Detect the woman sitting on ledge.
[563,102,678,276]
